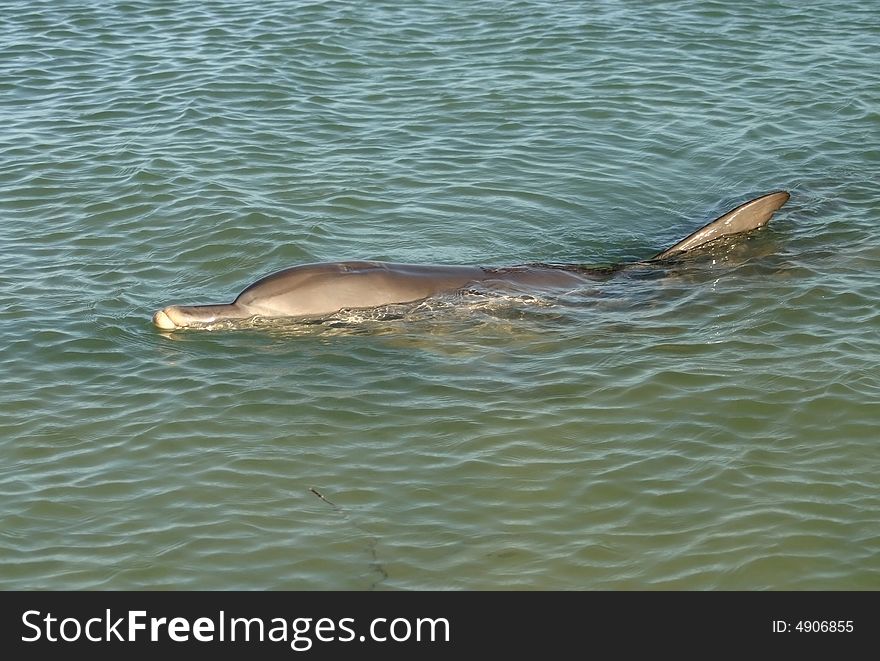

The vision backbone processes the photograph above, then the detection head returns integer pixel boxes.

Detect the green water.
[2,0,879,590]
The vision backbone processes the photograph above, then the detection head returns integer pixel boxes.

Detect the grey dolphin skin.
[153,191,790,330]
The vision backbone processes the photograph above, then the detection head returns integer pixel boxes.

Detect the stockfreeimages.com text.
[22,610,450,651]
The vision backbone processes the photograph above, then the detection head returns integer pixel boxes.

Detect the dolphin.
[152,190,790,330]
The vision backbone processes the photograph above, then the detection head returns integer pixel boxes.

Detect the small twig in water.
[310,487,337,508]
[308,486,388,589]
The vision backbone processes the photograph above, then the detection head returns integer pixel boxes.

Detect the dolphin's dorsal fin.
[651,191,790,260]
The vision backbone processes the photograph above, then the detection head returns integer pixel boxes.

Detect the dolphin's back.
[233,261,484,317]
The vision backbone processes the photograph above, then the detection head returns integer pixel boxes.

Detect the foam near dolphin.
[152,190,790,330]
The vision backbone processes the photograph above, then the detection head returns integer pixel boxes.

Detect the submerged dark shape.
[152,191,790,330]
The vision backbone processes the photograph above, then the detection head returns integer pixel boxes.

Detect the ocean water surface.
[1,0,879,589]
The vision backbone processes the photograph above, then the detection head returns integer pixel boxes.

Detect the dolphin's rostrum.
[153,191,790,330]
